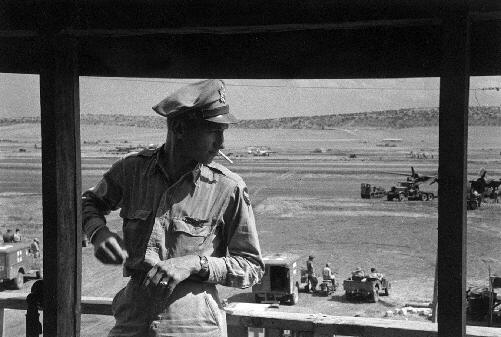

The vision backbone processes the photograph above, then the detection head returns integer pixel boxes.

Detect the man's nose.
[216,133,225,149]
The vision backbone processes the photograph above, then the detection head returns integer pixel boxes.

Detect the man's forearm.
[206,255,264,288]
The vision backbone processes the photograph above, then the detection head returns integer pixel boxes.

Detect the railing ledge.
[0,294,498,337]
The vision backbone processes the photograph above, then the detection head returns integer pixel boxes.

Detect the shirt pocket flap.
[171,218,211,237]
[124,209,151,220]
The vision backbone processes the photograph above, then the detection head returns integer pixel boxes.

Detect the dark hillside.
[2,106,500,129]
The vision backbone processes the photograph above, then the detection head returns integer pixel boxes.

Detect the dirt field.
[1,124,500,336]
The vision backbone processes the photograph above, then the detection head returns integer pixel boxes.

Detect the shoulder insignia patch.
[243,187,251,205]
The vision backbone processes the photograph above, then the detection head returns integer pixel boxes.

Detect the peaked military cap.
[152,79,238,124]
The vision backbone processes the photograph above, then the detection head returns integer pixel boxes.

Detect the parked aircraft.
[247,146,275,156]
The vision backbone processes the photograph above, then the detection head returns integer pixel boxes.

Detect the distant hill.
[1,106,500,129]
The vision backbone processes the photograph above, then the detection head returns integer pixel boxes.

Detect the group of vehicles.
[362,166,501,208]
[361,167,437,202]
[252,254,390,305]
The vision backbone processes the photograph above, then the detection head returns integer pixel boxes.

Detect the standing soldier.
[306,255,317,292]
[30,238,40,258]
[82,79,264,337]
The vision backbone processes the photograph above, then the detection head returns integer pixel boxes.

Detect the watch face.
[200,255,209,270]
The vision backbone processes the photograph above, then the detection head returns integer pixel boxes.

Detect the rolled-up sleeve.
[207,183,264,288]
[82,160,124,241]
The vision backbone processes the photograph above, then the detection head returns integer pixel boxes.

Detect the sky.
[1,73,500,120]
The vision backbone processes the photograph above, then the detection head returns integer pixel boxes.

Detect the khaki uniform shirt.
[82,146,264,288]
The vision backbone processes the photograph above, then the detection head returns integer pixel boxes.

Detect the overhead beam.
[437,10,470,337]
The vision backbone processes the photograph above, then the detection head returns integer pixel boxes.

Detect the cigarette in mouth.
[218,150,234,164]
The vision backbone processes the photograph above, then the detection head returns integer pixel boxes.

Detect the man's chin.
[200,155,216,164]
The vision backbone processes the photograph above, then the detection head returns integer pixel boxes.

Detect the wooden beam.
[59,18,441,37]
[40,28,82,337]
[0,297,500,337]
[437,9,470,337]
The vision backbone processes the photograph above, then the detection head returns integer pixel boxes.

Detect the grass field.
[1,124,501,336]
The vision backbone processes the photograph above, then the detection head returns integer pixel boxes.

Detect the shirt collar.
[154,145,202,185]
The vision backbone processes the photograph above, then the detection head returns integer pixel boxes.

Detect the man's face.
[180,119,228,164]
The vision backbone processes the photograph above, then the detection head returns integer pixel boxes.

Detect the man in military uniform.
[306,255,318,292]
[322,263,336,286]
[368,267,384,281]
[82,79,264,337]
[351,267,366,281]
[30,238,40,258]
[2,229,13,243]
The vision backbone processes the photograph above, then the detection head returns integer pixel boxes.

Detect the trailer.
[361,183,386,199]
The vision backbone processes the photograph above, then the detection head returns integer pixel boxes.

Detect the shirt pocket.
[166,217,217,257]
[122,209,152,258]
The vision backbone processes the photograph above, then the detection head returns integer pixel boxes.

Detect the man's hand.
[142,255,200,298]
[92,228,128,265]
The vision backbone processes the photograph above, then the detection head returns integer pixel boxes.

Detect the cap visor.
[205,112,239,124]
[152,105,168,117]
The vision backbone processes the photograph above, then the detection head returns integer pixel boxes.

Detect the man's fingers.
[93,234,128,265]
[159,277,176,299]
[150,270,164,286]
[105,237,128,261]
[95,246,119,264]
[94,237,127,265]
[142,265,159,288]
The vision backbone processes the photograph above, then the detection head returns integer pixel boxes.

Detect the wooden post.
[0,307,4,337]
[488,266,493,327]
[437,8,470,337]
[431,253,438,323]
[39,4,82,335]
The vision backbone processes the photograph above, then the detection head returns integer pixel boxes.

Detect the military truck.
[386,181,435,201]
[252,253,300,305]
[0,242,42,289]
[361,183,386,199]
[343,275,391,303]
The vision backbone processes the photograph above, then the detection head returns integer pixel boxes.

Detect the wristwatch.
[198,255,209,277]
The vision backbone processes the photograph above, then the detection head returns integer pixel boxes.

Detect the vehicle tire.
[428,193,434,200]
[370,289,379,303]
[12,272,24,290]
[290,286,299,305]
[398,193,404,202]
[421,193,428,201]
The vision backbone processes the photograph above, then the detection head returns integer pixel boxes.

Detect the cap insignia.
[218,86,226,104]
